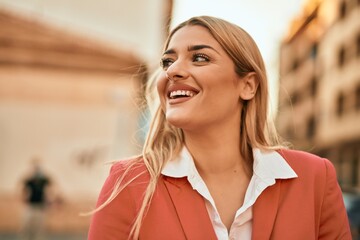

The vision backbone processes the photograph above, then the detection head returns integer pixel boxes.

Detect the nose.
[165,59,189,82]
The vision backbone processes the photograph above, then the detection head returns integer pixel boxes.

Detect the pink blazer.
[88,149,351,239]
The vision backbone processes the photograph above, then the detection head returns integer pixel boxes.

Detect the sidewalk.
[0,233,86,240]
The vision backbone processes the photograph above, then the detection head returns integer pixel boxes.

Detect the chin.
[165,114,191,129]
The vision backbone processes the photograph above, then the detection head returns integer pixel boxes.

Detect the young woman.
[88,16,351,240]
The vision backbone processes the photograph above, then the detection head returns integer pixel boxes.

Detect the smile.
[167,83,199,100]
[169,90,196,99]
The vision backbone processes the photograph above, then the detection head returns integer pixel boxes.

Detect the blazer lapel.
[163,177,217,240]
[252,180,281,239]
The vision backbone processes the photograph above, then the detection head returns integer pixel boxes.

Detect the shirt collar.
[161,147,298,180]
[252,148,298,180]
[161,146,195,178]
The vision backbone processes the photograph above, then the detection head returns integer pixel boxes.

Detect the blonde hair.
[97,16,283,239]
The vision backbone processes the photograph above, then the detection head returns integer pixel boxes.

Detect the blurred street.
[0,233,86,240]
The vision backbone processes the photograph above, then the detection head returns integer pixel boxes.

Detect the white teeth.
[169,90,195,98]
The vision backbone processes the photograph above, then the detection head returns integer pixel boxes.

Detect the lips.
[167,83,199,99]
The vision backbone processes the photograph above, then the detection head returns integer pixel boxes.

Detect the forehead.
[166,25,221,50]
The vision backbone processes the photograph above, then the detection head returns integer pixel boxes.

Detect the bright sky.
[171,0,304,113]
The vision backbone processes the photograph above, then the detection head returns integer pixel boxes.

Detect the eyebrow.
[163,44,219,55]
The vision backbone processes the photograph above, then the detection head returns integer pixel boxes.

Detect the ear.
[238,72,259,100]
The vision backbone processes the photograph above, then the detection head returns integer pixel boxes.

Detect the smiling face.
[157,25,245,132]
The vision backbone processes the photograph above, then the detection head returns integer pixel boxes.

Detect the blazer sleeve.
[318,159,351,239]
[88,163,137,240]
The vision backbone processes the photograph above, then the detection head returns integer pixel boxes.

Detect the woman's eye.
[160,58,174,69]
[193,54,209,63]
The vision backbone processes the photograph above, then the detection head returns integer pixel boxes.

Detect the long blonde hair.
[98,16,283,239]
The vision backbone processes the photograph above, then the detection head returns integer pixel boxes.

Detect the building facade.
[0,0,172,234]
[278,0,360,192]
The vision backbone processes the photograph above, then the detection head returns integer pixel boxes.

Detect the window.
[337,93,345,116]
[338,149,344,184]
[310,43,318,59]
[356,84,360,111]
[306,116,316,139]
[339,1,347,19]
[292,58,299,71]
[342,149,353,186]
[310,76,318,97]
[351,147,359,186]
[338,46,346,67]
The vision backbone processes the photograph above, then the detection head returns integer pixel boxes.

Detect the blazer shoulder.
[109,156,149,182]
[277,148,335,178]
[278,148,327,164]
[97,156,150,204]
[88,156,149,240]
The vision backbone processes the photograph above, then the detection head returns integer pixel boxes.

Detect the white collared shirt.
[161,147,298,240]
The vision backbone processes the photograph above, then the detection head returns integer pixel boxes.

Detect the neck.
[183,124,247,176]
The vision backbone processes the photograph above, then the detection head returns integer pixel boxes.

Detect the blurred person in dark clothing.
[20,157,51,240]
